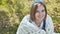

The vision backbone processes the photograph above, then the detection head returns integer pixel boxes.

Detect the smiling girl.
[16,2,55,34]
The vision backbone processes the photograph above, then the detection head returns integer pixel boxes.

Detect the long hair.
[30,2,47,21]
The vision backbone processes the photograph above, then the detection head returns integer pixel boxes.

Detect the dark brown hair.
[30,2,47,21]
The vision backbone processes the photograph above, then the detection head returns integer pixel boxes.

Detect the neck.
[35,20,42,27]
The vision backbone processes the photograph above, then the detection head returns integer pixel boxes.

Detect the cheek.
[41,12,45,18]
[35,13,39,18]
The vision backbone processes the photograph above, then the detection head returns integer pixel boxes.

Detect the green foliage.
[0,0,60,34]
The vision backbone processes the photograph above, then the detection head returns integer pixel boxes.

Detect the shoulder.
[23,14,30,20]
[46,14,52,19]
[46,14,53,25]
[46,14,52,22]
[20,14,30,23]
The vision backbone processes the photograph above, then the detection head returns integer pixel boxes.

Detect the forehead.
[37,4,45,11]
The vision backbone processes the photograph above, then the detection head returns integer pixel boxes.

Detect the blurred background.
[0,0,60,34]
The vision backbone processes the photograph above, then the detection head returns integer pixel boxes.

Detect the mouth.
[38,16,43,18]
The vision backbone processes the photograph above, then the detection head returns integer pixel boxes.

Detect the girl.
[16,2,55,34]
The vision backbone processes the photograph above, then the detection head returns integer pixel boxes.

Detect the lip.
[38,16,43,18]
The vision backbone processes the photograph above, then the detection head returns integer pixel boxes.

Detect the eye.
[42,10,45,12]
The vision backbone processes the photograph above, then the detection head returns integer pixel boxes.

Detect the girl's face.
[35,4,45,21]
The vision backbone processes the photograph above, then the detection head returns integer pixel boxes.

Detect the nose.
[39,12,42,16]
